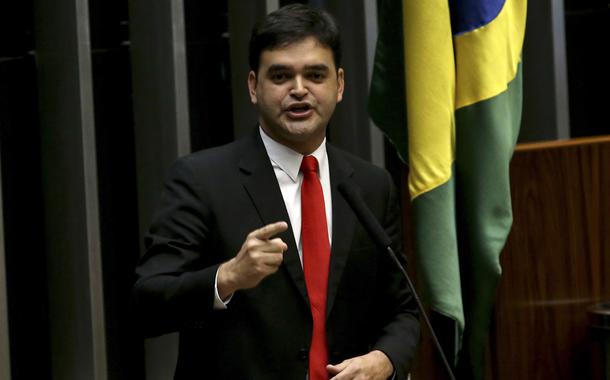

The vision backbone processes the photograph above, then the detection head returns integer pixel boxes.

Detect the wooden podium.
[408,136,610,379]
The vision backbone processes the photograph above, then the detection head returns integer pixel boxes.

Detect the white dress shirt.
[259,127,333,256]
[213,127,332,308]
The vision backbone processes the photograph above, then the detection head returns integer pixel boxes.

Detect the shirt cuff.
[213,269,232,310]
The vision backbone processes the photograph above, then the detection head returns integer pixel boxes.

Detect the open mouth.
[286,103,313,119]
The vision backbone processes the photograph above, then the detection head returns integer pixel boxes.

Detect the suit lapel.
[238,131,309,304]
[326,145,356,318]
[237,133,358,315]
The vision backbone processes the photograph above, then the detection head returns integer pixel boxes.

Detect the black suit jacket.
[133,130,420,379]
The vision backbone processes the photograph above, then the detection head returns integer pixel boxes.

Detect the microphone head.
[338,182,392,249]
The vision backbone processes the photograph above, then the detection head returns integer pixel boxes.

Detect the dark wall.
[0,1,51,379]
[89,0,143,378]
[0,0,237,378]
[564,0,610,138]
[184,0,234,151]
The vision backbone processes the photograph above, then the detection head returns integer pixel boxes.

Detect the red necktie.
[300,155,330,380]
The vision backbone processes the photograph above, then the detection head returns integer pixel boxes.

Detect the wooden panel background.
[491,136,610,379]
[407,136,610,379]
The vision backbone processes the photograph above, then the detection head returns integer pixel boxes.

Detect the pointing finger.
[250,221,289,240]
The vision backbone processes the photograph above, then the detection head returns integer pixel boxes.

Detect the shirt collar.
[259,127,327,183]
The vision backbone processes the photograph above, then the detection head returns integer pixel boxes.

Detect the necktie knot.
[300,155,319,174]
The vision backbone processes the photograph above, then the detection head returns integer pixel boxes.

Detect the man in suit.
[133,4,420,379]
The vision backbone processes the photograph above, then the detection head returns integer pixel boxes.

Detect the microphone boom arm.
[338,182,456,380]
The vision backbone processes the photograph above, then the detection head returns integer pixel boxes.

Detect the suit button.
[297,348,308,360]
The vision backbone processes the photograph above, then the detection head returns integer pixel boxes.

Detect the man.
[133,4,419,379]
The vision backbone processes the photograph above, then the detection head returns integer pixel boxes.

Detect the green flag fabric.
[369,0,527,378]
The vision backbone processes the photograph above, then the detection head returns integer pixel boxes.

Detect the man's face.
[248,37,344,154]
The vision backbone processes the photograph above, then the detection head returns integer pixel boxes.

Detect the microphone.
[338,182,392,250]
[338,182,456,380]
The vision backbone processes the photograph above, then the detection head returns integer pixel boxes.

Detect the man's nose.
[290,76,308,98]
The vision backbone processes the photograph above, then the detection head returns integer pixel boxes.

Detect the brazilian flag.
[369,0,527,378]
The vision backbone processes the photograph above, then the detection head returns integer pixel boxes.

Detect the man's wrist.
[213,268,232,309]
[371,350,394,379]
[217,260,238,300]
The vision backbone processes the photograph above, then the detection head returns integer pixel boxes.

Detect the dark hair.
[248,4,342,73]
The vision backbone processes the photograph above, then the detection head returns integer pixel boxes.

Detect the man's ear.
[336,68,345,103]
[247,71,258,104]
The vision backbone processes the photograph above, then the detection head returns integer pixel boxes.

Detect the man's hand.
[326,350,394,380]
[217,221,289,300]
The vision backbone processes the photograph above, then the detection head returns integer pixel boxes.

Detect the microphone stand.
[385,246,457,380]
[338,182,456,380]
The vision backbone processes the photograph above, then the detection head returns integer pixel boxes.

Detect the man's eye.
[271,73,287,82]
[309,72,325,81]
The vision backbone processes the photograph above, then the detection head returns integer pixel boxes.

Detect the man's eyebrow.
[266,64,292,73]
[265,64,331,73]
[304,64,330,72]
